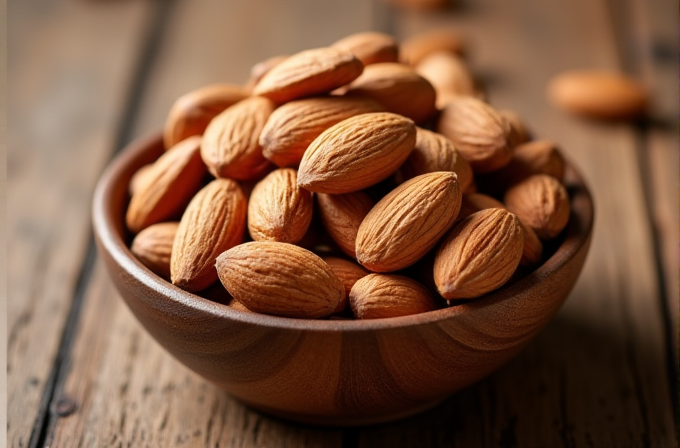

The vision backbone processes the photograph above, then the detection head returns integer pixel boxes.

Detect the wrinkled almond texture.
[356,171,461,272]
[171,179,247,292]
[298,112,416,194]
[399,127,473,193]
[415,52,479,105]
[519,220,543,266]
[331,31,399,66]
[201,96,275,180]
[216,242,344,318]
[247,168,313,243]
[317,191,375,258]
[478,140,566,194]
[401,29,465,66]
[126,136,206,234]
[163,84,248,149]
[131,222,179,279]
[350,274,438,319]
[434,208,523,299]
[547,70,647,120]
[504,174,570,240]
[260,96,384,167]
[253,47,364,103]
[437,97,513,173]
[322,256,370,314]
[345,63,437,124]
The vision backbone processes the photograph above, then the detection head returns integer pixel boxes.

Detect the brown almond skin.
[331,31,399,66]
[437,96,513,173]
[171,179,247,292]
[345,63,437,124]
[434,208,523,300]
[322,256,370,314]
[260,96,384,168]
[244,55,289,92]
[201,96,275,180]
[415,52,480,106]
[547,70,647,120]
[499,109,532,146]
[317,191,375,258]
[128,163,153,196]
[163,84,248,149]
[478,140,566,195]
[126,136,206,234]
[253,47,364,103]
[504,174,570,240]
[130,222,179,279]
[401,29,465,66]
[216,242,344,319]
[456,194,543,266]
[349,274,438,319]
[298,112,416,194]
[399,127,474,193]
[356,171,461,272]
[247,168,313,243]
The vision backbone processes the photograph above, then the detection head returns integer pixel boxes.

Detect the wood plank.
[627,0,679,363]
[350,0,674,446]
[49,0,374,445]
[1,0,7,444]
[7,1,154,446]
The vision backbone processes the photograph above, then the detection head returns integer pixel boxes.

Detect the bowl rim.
[93,131,594,333]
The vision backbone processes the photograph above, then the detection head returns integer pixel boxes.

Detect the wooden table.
[7,0,677,446]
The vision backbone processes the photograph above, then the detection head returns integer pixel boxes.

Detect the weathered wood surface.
[6,0,154,446]
[8,0,677,446]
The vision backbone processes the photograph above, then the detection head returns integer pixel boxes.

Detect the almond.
[456,194,543,266]
[216,242,344,318]
[126,136,206,234]
[436,96,513,173]
[349,274,438,319]
[356,171,461,272]
[253,47,364,103]
[344,63,437,124]
[499,109,531,145]
[401,29,465,66]
[228,297,253,313]
[247,168,313,243]
[128,163,153,196]
[201,96,275,180]
[317,191,374,258]
[547,70,647,120]
[457,193,505,221]
[297,112,416,194]
[244,55,288,92]
[259,96,384,167]
[504,174,570,240]
[171,179,247,292]
[434,208,523,299]
[163,84,248,149]
[478,140,565,194]
[399,127,474,193]
[331,31,399,66]
[415,52,480,106]
[130,222,179,279]
[322,256,370,314]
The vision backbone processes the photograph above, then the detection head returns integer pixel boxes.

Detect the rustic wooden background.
[7,0,677,446]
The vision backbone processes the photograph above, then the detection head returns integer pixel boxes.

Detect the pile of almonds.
[127,30,571,320]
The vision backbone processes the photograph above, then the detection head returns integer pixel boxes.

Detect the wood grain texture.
[386,0,675,445]
[7,1,153,446]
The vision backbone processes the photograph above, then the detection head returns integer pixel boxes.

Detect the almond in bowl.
[92,31,594,426]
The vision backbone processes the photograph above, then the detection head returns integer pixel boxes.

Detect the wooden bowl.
[92,132,594,426]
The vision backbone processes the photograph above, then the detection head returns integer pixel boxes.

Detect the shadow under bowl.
[92,132,594,426]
